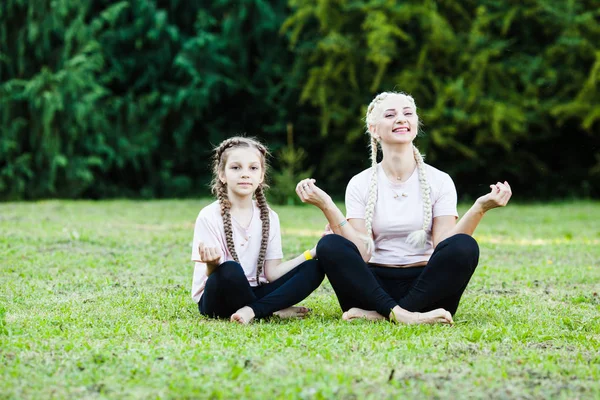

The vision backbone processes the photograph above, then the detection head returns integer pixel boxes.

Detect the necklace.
[391,188,408,199]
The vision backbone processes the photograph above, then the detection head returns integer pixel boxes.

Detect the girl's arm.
[192,213,228,276]
[264,246,316,282]
[297,179,372,262]
[198,242,222,276]
[432,181,512,247]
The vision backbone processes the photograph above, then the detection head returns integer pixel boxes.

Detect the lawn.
[1,200,599,399]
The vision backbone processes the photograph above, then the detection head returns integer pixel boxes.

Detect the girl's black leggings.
[198,260,324,319]
[316,233,480,317]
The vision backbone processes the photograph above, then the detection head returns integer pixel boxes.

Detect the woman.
[296,91,512,324]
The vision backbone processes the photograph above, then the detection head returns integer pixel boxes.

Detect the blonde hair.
[211,137,271,283]
[364,92,432,249]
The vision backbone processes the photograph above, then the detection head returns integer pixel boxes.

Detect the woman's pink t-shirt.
[190,201,283,302]
[345,163,458,265]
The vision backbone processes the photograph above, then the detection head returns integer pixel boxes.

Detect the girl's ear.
[218,171,226,185]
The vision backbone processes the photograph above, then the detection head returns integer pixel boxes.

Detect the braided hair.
[210,137,271,283]
[364,92,432,249]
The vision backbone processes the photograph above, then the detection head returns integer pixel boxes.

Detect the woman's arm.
[296,179,372,262]
[432,181,512,247]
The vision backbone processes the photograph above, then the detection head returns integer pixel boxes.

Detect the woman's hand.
[321,223,334,237]
[198,242,222,265]
[296,179,333,210]
[475,181,512,213]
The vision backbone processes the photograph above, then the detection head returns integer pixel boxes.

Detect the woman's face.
[370,95,419,145]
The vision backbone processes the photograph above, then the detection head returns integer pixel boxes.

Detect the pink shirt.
[346,163,458,265]
[190,200,283,302]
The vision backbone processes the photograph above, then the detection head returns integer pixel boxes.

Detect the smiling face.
[368,93,419,145]
[219,147,264,198]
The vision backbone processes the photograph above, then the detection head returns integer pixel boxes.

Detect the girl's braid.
[217,182,240,263]
[253,185,270,283]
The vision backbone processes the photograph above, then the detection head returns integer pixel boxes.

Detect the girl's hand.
[296,179,333,210]
[198,242,222,265]
[475,181,512,212]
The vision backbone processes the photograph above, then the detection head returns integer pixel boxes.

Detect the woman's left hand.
[475,181,512,212]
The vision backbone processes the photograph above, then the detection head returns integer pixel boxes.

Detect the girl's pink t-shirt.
[345,163,458,265]
[190,200,283,302]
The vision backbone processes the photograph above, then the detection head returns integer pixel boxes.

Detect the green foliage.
[0,0,599,200]
[269,145,315,205]
[283,0,600,199]
[0,0,306,199]
[268,124,315,205]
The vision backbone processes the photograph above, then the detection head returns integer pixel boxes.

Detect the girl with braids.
[296,91,512,324]
[191,137,324,324]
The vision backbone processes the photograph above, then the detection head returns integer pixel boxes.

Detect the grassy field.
[1,200,599,399]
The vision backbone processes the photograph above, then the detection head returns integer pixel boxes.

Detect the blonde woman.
[296,92,512,324]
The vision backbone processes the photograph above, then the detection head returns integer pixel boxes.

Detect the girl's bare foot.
[390,306,453,325]
[342,307,385,321]
[230,306,256,324]
[273,306,310,319]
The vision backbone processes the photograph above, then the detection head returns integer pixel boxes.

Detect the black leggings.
[198,260,324,319]
[316,233,480,317]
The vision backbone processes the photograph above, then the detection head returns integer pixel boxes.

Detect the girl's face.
[219,147,264,197]
[370,95,419,145]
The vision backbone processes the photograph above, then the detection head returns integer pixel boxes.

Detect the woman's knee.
[447,234,480,265]
[316,234,354,259]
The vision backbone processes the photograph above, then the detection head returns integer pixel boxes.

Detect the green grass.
[1,200,599,399]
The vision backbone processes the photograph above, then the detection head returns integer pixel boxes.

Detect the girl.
[296,91,512,324]
[191,137,324,324]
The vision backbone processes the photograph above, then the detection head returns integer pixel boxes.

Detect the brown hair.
[211,137,271,283]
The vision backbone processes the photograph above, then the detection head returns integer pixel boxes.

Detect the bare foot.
[413,308,454,325]
[390,307,453,325]
[273,306,310,319]
[230,306,256,324]
[342,307,385,321]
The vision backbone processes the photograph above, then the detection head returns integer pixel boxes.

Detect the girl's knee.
[211,261,245,283]
[304,259,325,283]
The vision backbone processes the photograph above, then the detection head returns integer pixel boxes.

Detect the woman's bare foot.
[390,306,453,325]
[230,306,256,324]
[273,306,310,319]
[342,307,385,321]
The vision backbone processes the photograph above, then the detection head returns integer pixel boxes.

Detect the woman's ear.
[369,125,379,140]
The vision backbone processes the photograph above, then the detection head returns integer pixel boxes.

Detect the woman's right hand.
[296,178,333,210]
[198,242,222,266]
